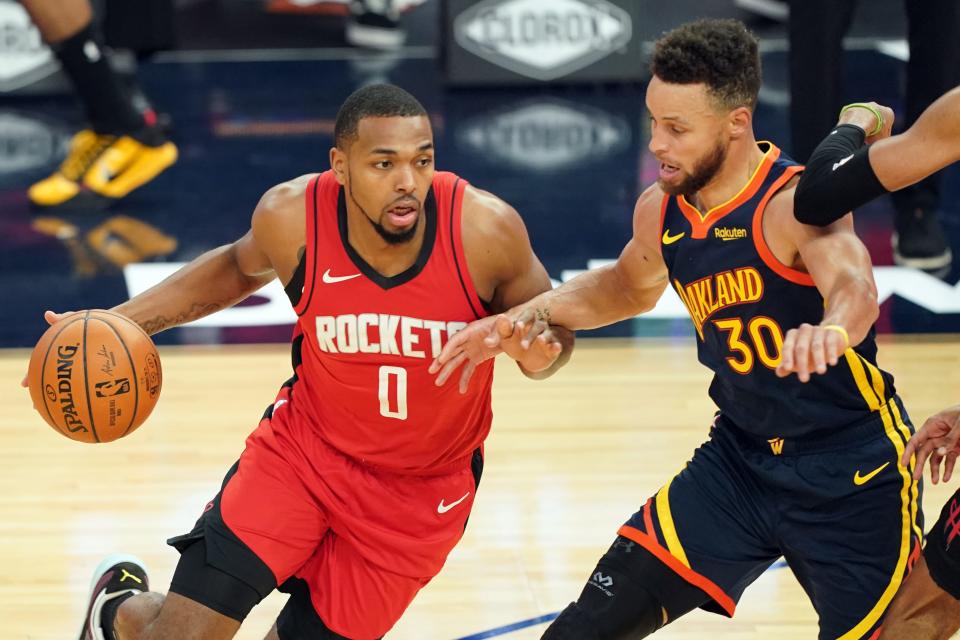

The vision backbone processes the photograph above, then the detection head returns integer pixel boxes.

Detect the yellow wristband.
[839,103,884,137]
[822,324,850,348]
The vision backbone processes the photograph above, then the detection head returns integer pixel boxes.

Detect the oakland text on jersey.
[672,266,764,339]
[314,313,468,359]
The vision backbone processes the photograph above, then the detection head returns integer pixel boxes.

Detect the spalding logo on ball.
[27,309,162,442]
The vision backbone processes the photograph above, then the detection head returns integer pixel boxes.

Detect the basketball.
[27,310,162,443]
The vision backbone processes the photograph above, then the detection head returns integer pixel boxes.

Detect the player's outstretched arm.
[870,86,960,191]
[110,179,303,335]
[430,186,574,392]
[796,87,960,225]
[771,196,879,381]
[493,186,668,331]
[432,186,668,389]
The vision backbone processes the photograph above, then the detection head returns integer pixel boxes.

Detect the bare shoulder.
[253,174,313,225]
[461,184,527,240]
[251,174,314,281]
[632,182,668,247]
[764,175,798,223]
[634,182,666,220]
[460,184,534,302]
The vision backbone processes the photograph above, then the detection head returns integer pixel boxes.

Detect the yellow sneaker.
[28,128,178,209]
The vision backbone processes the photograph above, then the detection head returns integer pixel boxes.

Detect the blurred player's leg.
[346,0,405,50]
[20,0,177,210]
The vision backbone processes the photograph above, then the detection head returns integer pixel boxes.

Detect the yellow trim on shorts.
[837,401,915,639]
[655,477,691,569]
[858,356,922,544]
[888,399,923,543]
[861,355,888,409]
[844,350,881,411]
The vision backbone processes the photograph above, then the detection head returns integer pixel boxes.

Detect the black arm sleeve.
[793,124,890,226]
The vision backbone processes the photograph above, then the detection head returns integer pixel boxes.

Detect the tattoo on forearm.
[535,307,551,324]
[140,302,223,335]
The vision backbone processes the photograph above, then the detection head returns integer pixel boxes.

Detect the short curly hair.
[650,19,761,111]
[334,84,428,148]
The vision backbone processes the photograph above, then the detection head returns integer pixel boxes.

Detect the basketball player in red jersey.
[436,20,920,640]
[46,83,573,640]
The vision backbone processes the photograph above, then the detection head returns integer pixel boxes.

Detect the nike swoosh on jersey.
[437,492,471,514]
[853,461,890,486]
[662,229,685,245]
[322,269,362,284]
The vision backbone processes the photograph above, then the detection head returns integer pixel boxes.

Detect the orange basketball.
[27,309,162,443]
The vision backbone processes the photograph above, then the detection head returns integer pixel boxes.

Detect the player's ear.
[330,146,347,185]
[728,106,752,140]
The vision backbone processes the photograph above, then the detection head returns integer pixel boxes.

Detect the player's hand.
[902,405,960,483]
[484,308,563,375]
[429,315,502,394]
[838,102,895,144]
[775,322,849,383]
[430,309,564,394]
[21,310,77,387]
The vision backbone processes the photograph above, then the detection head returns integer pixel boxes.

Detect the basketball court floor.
[3,4,960,638]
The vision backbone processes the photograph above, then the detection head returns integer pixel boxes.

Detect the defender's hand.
[430,310,563,394]
[488,310,563,375]
[902,405,960,484]
[429,316,502,394]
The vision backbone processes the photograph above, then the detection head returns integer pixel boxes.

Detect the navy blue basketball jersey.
[659,142,895,440]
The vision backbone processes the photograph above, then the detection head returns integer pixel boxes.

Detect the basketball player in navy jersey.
[780,88,960,639]
[38,83,574,640]
[436,19,921,639]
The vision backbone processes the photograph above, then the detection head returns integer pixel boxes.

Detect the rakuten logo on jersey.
[315,314,468,359]
[453,0,632,81]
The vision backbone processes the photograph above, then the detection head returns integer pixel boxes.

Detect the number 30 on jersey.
[713,316,784,374]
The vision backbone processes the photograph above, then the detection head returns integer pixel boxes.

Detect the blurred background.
[3,0,959,349]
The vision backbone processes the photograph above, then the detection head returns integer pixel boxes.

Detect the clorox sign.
[454,0,633,81]
[457,99,631,172]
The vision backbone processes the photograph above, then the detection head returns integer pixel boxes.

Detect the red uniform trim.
[750,166,814,286]
[618,524,737,617]
[642,496,656,539]
[449,177,485,319]
[294,174,321,316]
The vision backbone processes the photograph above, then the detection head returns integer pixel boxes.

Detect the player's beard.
[659,138,728,198]
[348,180,420,245]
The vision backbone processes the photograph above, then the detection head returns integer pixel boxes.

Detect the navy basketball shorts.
[618,397,922,639]
[924,489,960,599]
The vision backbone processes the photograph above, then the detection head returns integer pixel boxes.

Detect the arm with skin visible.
[795,91,960,481]
[54,177,308,336]
[796,87,960,225]
[868,87,960,190]
[430,186,574,391]
[765,188,879,381]
[110,181,306,335]
[431,185,668,387]
[499,185,669,331]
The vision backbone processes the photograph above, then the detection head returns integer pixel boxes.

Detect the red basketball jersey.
[282,170,493,474]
